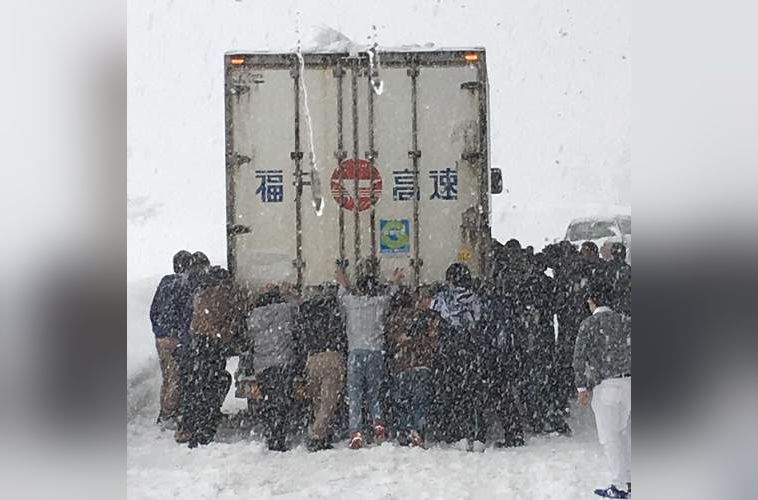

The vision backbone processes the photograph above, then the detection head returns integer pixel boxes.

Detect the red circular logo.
[330,159,383,212]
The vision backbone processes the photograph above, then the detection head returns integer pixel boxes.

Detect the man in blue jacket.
[149,250,192,426]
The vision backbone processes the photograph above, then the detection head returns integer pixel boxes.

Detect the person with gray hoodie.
[242,285,298,452]
[573,281,632,498]
[334,265,404,449]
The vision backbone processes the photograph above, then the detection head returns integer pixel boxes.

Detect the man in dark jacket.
[552,242,591,412]
[429,263,483,450]
[515,256,570,435]
[149,250,192,426]
[178,266,242,448]
[479,280,525,448]
[295,283,348,451]
[172,251,214,442]
[174,251,212,348]
[387,287,438,448]
[605,243,632,317]
[579,241,608,287]
[573,282,632,498]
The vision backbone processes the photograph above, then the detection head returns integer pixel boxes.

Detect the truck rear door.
[226,50,489,290]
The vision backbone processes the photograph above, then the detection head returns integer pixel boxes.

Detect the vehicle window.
[617,216,631,234]
[567,221,616,241]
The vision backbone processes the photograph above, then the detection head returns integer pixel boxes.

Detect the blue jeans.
[393,367,432,433]
[347,349,384,432]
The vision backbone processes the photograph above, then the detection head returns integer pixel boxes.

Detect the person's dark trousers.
[465,350,488,443]
[257,365,295,450]
[490,361,524,445]
[178,336,231,447]
[190,370,231,446]
[555,313,580,409]
[434,336,483,443]
[393,367,433,435]
[521,343,568,434]
[433,341,465,442]
[521,348,551,432]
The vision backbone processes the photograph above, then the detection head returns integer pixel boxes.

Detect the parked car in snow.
[563,215,631,263]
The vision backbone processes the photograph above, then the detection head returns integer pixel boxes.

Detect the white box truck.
[224,48,502,291]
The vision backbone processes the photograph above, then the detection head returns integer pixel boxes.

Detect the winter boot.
[396,430,410,447]
[409,430,424,448]
[267,438,287,452]
[349,431,364,450]
[470,440,486,453]
[552,419,572,436]
[593,484,630,498]
[157,414,178,431]
[495,432,525,448]
[174,429,192,444]
[373,423,386,445]
[307,438,333,452]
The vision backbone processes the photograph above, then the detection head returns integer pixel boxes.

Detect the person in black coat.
[605,242,632,317]
[294,283,348,450]
[177,266,241,448]
[428,264,483,447]
[515,254,570,434]
[149,250,192,425]
[479,280,525,447]
[551,242,589,414]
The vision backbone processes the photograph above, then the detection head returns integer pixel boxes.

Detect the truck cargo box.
[224,48,497,290]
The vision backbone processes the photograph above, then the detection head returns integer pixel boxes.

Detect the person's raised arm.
[389,267,405,285]
[335,266,350,290]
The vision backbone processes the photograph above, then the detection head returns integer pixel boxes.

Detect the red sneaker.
[349,431,364,450]
[373,423,386,444]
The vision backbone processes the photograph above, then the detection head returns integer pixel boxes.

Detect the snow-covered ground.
[128,410,605,500]
[128,344,606,500]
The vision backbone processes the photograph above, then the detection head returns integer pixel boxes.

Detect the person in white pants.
[574,282,632,499]
[588,377,631,490]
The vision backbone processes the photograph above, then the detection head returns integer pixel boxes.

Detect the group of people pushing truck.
[149,238,631,454]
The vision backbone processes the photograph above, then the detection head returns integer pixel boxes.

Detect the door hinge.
[229,84,250,96]
[227,153,251,168]
[336,258,350,269]
[298,170,313,186]
[227,224,251,236]
[408,150,422,159]
[460,81,482,91]
[293,257,306,270]
[461,151,483,162]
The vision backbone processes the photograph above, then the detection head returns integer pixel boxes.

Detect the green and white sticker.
[379,219,410,254]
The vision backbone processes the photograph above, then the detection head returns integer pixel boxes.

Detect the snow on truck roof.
[226,46,485,56]
[228,27,483,57]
